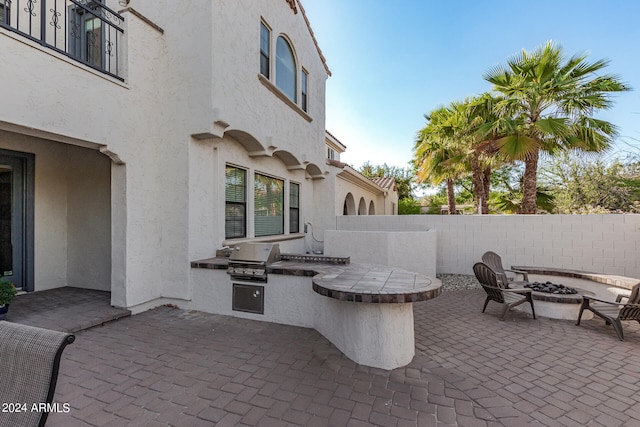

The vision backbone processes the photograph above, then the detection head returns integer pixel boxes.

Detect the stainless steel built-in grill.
[227,243,281,283]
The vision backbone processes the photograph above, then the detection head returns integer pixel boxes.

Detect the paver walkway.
[11,288,640,426]
[8,287,130,332]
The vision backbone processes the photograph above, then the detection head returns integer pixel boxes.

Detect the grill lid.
[229,243,281,264]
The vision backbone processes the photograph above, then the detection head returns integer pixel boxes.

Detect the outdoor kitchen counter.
[191,256,442,370]
[191,257,442,304]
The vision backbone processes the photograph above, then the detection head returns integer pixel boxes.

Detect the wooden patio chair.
[0,321,75,427]
[473,262,536,321]
[482,251,529,282]
[576,283,640,341]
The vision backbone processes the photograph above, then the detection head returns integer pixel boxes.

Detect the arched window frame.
[275,35,298,103]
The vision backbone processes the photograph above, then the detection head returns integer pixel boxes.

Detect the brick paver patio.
[11,288,640,426]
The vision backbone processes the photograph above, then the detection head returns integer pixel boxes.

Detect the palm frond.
[495,134,541,160]
[533,117,570,138]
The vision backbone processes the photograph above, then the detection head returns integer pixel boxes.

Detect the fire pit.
[511,281,594,320]
[524,281,578,295]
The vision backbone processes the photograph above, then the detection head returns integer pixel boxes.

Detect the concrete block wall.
[336,215,640,278]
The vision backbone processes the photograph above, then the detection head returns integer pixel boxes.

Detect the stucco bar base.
[190,260,441,370]
[314,298,415,369]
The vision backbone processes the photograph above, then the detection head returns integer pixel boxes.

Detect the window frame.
[289,182,300,234]
[301,69,308,112]
[0,0,10,26]
[260,21,271,78]
[68,0,106,69]
[254,172,285,237]
[225,165,247,239]
[275,35,297,103]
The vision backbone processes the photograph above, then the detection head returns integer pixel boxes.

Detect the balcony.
[0,0,124,80]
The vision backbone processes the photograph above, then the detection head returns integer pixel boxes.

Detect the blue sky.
[302,1,640,169]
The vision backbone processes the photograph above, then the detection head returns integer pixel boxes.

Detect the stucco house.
[0,0,396,312]
[326,131,399,217]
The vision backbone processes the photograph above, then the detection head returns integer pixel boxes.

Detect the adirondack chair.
[482,251,529,283]
[576,283,640,341]
[473,262,536,321]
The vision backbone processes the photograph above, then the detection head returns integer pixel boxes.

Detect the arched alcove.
[358,197,367,215]
[343,193,356,215]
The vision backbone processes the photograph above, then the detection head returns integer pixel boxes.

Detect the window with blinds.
[254,173,284,237]
[260,21,270,78]
[290,182,300,233]
[225,166,246,239]
[301,70,308,112]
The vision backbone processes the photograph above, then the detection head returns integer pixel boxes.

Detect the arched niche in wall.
[369,200,375,215]
[343,193,356,215]
[358,197,367,215]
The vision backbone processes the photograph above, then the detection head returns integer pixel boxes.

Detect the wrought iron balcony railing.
[1,0,124,80]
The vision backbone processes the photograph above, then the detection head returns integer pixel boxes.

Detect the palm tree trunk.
[519,150,539,214]
[471,156,485,214]
[446,178,456,215]
[482,167,491,214]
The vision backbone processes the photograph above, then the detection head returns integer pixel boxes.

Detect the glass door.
[0,156,24,289]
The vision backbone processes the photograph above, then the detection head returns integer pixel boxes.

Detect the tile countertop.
[190,257,442,304]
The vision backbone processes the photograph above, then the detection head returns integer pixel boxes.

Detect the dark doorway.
[0,149,34,291]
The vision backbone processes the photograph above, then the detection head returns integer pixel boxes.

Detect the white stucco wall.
[190,269,316,328]
[209,1,328,164]
[1,0,332,310]
[334,177,383,216]
[324,230,437,278]
[66,148,111,291]
[336,215,640,278]
[0,5,174,306]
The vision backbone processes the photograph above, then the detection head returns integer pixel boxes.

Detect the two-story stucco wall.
[208,1,328,164]
[187,1,331,260]
[0,0,187,308]
[1,0,332,311]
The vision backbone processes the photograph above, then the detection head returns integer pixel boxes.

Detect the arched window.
[276,36,297,102]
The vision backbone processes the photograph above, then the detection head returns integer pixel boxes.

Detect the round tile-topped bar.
[309,264,440,370]
[311,264,440,303]
[190,255,441,370]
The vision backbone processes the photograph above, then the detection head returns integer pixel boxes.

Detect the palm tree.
[464,93,506,214]
[483,41,631,214]
[414,106,466,214]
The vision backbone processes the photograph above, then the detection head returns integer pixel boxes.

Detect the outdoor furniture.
[0,321,75,427]
[473,262,536,321]
[482,251,529,282]
[576,283,640,341]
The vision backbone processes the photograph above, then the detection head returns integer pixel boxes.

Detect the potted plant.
[0,277,17,321]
